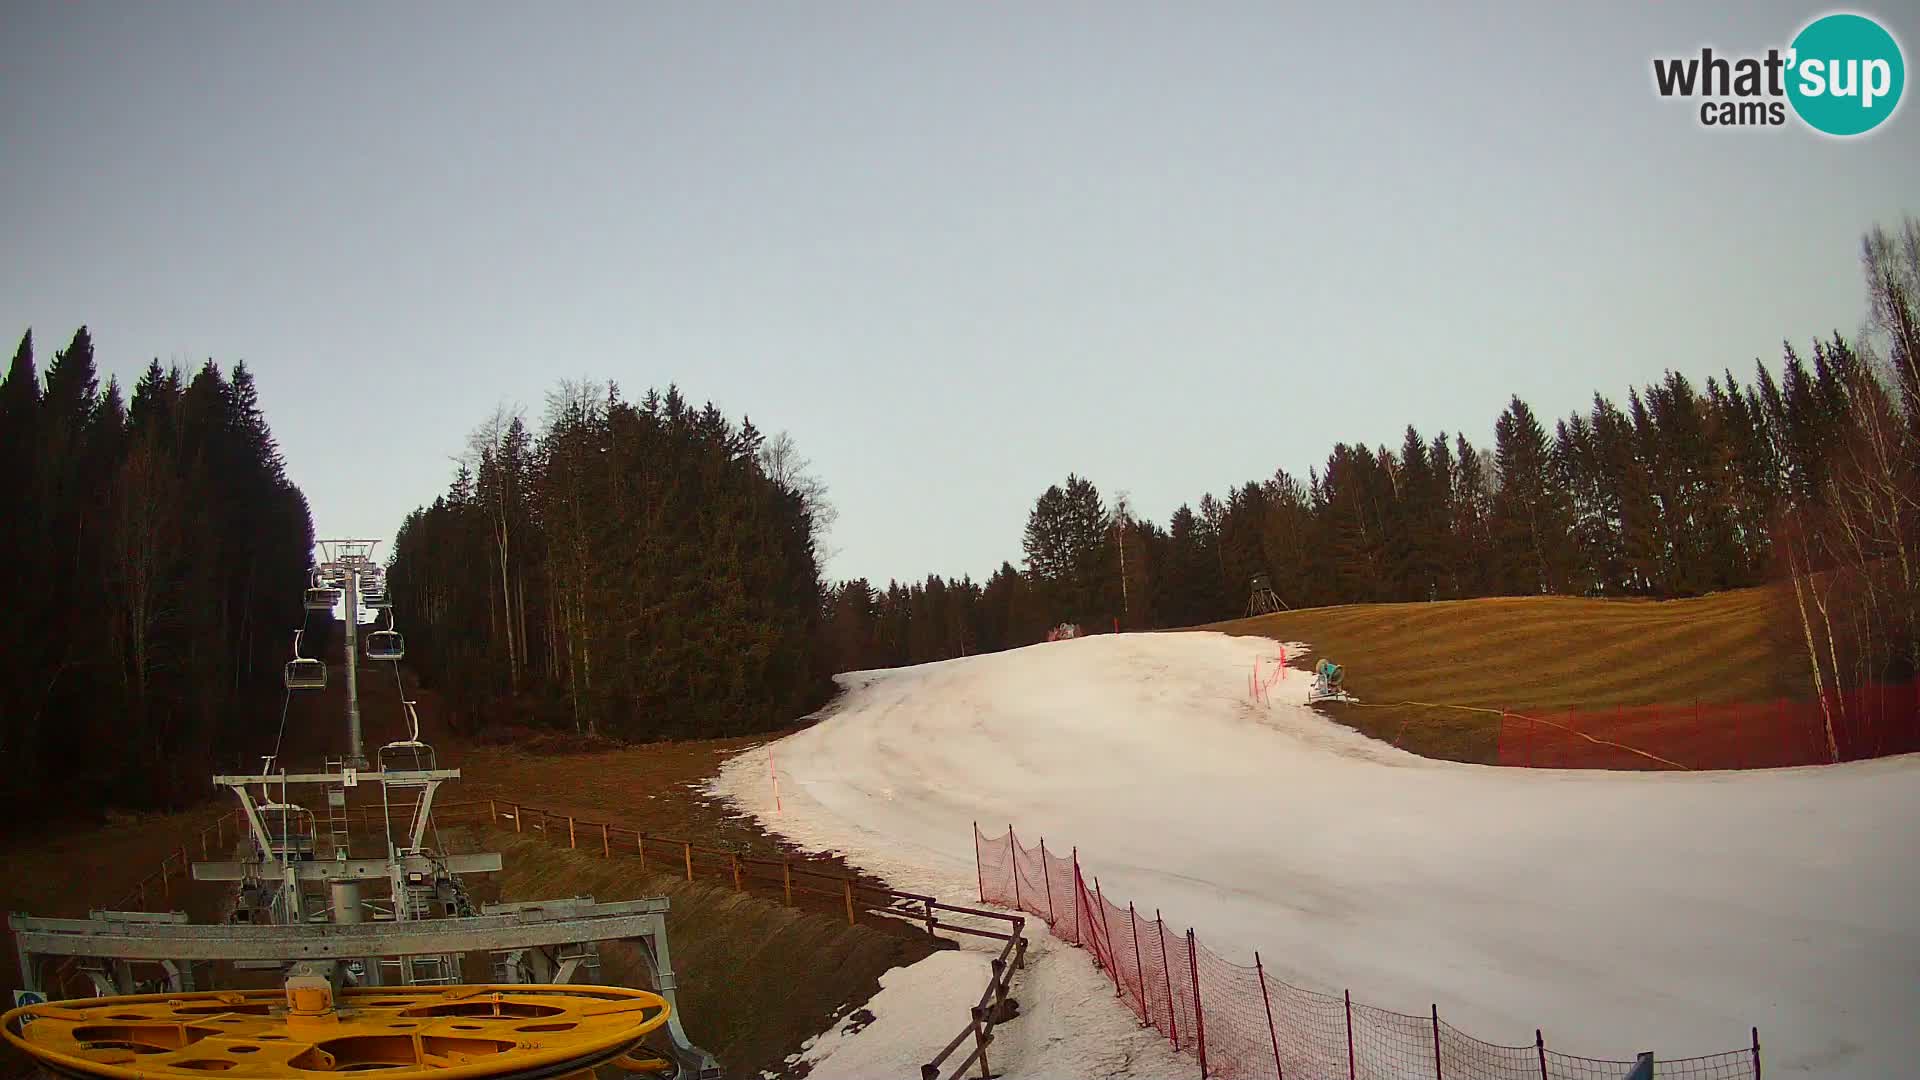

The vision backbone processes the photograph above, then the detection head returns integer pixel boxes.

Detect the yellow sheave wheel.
[1,985,670,1080]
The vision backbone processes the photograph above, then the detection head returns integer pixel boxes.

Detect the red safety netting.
[1545,1047,1760,1080]
[1433,1018,1546,1080]
[977,825,1762,1079]
[1496,678,1920,771]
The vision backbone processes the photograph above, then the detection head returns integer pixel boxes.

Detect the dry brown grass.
[1207,584,1801,763]
[458,829,945,1079]
[0,808,233,995]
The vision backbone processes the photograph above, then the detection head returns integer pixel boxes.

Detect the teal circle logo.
[1787,13,1905,136]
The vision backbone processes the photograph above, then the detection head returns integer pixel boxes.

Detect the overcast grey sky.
[3,3,1914,584]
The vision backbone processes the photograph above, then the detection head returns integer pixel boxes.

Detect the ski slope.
[713,632,1920,1078]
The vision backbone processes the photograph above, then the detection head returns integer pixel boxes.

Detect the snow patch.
[776,951,991,1079]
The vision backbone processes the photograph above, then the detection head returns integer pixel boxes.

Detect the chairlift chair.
[284,630,326,690]
[256,802,318,862]
[378,739,436,773]
[366,610,405,660]
[378,700,435,771]
[305,586,342,611]
[285,658,326,690]
[365,629,405,661]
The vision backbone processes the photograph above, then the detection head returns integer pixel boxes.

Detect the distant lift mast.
[314,538,387,767]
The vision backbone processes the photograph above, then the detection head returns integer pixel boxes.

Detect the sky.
[3,2,1915,586]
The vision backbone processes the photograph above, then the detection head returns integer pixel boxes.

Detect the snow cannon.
[1309,659,1345,702]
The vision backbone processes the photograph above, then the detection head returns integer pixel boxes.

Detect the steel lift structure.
[6,540,722,1079]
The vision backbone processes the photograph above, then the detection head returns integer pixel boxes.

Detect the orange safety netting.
[1496,678,1920,771]
[976,824,1760,1079]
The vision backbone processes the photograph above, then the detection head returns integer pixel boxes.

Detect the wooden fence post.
[843,879,856,926]
[1535,1029,1548,1080]
[1094,878,1119,997]
[1156,909,1177,1047]
[1256,953,1283,1080]
[511,804,521,833]
[782,859,793,906]
[1009,825,1022,911]
[1189,929,1208,1078]
[683,842,693,882]
[1118,902,1145,1021]
[1431,1004,1443,1079]
[1345,990,1356,1080]
[973,821,985,903]
[731,854,742,892]
[1752,1026,1762,1079]
[601,822,610,858]
[1040,838,1056,923]
[638,833,647,873]
[1071,848,1082,945]
[970,1005,992,1079]
[568,816,576,849]
[488,799,497,823]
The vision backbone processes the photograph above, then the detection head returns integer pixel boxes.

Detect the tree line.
[19,221,1903,790]
[0,328,315,815]
[389,383,829,740]
[822,219,1920,701]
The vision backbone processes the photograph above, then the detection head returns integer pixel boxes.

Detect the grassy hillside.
[1207,585,1803,763]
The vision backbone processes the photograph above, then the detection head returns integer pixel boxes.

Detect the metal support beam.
[13,898,672,963]
[407,780,442,852]
[193,852,501,883]
[213,769,461,787]
[345,567,363,767]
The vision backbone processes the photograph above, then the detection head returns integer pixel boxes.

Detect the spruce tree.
[1491,396,1572,594]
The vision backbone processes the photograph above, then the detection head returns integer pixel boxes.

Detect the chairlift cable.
[269,685,293,763]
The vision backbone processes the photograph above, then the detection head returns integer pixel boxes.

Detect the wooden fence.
[480,800,1022,943]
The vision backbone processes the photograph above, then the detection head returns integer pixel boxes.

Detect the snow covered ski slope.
[714,632,1920,1078]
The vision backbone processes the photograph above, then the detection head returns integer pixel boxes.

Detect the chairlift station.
[5,540,722,1079]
